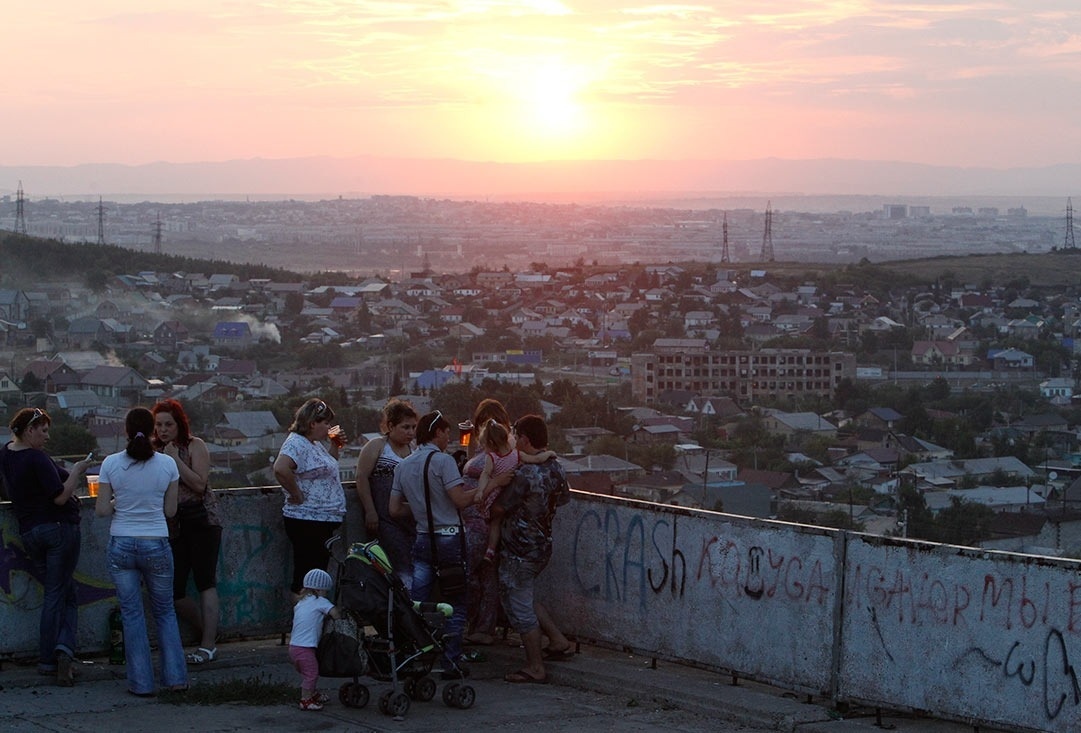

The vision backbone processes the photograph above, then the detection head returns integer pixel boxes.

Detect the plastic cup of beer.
[458,421,473,448]
[328,425,344,448]
[87,475,100,498]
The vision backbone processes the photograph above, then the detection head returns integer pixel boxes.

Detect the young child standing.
[473,419,555,563]
[289,568,340,711]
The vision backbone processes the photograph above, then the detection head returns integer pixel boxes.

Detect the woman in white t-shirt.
[95,407,186,697]
[273,398,347,598]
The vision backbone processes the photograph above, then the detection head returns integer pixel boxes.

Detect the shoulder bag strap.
[422,451,439,565]
[422,450,468,563]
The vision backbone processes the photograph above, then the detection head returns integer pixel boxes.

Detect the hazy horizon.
[3,156,1079,216]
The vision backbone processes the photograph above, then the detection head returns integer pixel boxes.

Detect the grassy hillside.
[875,250,1081,288]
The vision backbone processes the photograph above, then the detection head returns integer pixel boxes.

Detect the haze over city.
[6,2,1081,201]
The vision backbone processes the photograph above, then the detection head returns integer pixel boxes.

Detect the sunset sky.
[6,1,1081,169]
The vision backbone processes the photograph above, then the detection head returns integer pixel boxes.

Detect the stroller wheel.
[442,682,459,707]
[339,682,369,709]
[453,684,476,710]
[381,690,411,718]
[412,676,437,702]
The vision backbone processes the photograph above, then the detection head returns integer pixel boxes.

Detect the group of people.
[3,391,572,701]
[359,397,574,684]
[0,400,222,696]
[276,394,574,703]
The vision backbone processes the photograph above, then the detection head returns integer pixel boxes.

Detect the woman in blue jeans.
[96,407,187,696]
[0,408,92,685]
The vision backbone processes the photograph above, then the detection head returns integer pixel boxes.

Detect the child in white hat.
[289,568,340,710]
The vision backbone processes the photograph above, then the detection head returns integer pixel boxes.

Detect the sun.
[525,64,585,137]
[512,60,589,144]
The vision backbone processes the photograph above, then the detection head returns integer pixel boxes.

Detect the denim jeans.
[410,534,466,669]
[22,522,80,669]
[107,537,188,694]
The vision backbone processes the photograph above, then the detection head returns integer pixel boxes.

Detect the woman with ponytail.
[96,407,188,697]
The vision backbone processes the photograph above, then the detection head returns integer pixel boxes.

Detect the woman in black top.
[0,408,92,685]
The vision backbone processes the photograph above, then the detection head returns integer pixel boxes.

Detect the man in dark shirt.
[496,414,574,684]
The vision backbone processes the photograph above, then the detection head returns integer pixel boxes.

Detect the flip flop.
[505,669,548,684]
[543,647,576,662]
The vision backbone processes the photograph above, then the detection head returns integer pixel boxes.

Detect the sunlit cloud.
[6,1,1081,167]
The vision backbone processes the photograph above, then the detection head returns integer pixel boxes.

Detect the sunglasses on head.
[27,408,44,428]
[314,401,328,416]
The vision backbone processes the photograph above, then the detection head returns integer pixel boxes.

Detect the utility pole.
[14,181,27,234]
[720,212,730,263]
[153,212,164,254]
[1066,197,1076,250]
[96,197,106,245]
[759,202,774,262]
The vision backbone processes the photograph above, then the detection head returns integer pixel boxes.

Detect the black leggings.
[283,517,340,594]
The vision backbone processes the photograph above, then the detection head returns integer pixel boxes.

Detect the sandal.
[543,646,576,662]
[505,669,548,684]
[186,647,217,664]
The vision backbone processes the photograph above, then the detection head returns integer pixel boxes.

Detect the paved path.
[0,637,998,732]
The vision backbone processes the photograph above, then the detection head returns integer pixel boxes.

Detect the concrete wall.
[537,491,1081,733]
[539,492,839,694]
[4,487,1081,732]
[0,487,296,658]
[839,534,1081,733]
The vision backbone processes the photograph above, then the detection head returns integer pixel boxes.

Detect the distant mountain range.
[2,156,1079,204]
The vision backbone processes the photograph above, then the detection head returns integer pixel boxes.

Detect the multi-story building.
[631,338,857,404]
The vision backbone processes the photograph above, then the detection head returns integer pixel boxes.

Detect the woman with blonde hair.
[273,398,347,597]
[0,408,92,685]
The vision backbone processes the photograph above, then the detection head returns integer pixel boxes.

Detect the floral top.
[278,431,345,523]
[497,457,570,567]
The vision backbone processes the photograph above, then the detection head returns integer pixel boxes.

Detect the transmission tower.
[720,212,730,263]
[96,197,106,245]
[153,212,164,254]
[14,181,27,234]
[354,227,364,258]
[759,201,774,262]
[1066,197,1077,250]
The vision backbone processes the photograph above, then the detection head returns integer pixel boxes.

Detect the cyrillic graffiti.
[572,507,831,609]
[957,629,1081,722]
[848,565,1061,631]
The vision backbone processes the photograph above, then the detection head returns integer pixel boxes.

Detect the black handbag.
[422,452,468,599]
[175,500,209,523]
[316,615,368,677]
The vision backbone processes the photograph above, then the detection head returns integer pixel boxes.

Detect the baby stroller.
[327,539,476,718]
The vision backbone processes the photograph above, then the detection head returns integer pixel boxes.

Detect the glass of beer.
[328,425,345,448]
[86,475,100,498]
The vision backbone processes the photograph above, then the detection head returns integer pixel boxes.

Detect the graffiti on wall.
[570,506,834,612]
[1,524,115,611]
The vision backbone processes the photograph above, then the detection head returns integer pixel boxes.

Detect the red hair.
[151,399,192,447]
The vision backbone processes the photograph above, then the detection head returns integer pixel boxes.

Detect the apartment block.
[631,340,857,404]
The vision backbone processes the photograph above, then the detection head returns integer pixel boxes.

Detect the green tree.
[895,483,936,540]
[47,423,98,458]
[936,498,996,546]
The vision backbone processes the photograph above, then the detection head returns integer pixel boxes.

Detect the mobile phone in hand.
[85,452,94,462]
